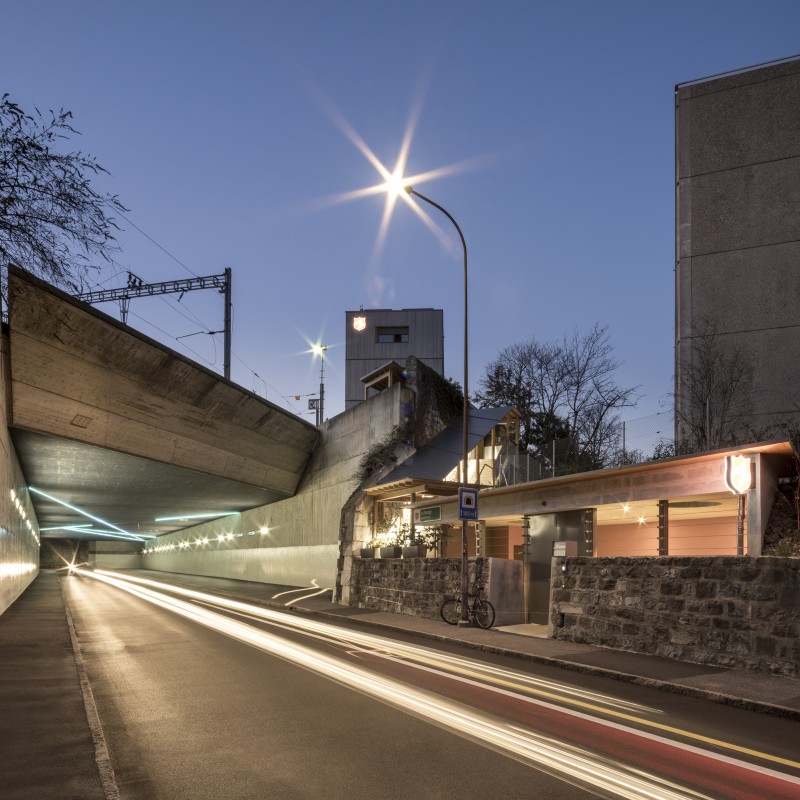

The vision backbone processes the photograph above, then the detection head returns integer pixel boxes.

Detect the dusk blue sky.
[3,2,800,424]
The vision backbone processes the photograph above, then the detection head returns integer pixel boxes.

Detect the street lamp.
[311,344,327,426]
[404,185,472,627]
[725,454,753,556]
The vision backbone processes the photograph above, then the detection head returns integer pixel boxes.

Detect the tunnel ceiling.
[13,429,288,540]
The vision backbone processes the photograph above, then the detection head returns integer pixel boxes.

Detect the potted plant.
[424,524,450,556]
[378,533,403,559]
[402,524,427,558]
[359,544,376,558]
[374,519,403,558]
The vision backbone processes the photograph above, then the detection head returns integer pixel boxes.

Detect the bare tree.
[675,318,755,451]
[1,93,125,306]
[475,323,638,472]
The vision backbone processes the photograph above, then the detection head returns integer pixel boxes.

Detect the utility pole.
[77,269,233,380]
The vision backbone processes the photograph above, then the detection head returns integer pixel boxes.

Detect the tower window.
[376,326,409,343]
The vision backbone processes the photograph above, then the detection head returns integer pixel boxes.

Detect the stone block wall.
[552,556,799,677]
[349,557,485,619]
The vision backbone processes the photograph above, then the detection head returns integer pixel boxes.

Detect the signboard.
[414,507,441,524]
[458,487,478,521]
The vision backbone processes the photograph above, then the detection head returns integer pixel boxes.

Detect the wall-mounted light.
[724,454,753,556]
[353,316,367,332]
[724,454,753,496]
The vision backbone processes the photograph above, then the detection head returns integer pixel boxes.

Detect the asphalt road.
[63,570,800,800]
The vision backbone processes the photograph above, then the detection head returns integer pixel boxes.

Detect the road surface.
[63,569,800,800]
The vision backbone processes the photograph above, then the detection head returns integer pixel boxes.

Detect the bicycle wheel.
[440,598,461,625]
[473,599,495,629]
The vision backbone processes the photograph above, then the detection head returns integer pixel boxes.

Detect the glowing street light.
[310,344,328,426]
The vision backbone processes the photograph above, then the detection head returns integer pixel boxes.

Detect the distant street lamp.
[311,344,327,426]
[404,185,472,627]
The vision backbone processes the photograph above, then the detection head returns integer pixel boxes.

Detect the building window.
[376,326,409,343]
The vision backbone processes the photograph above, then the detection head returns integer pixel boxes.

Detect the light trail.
[82,570,800,798]
[94,569,649,714]
[78,567,707,800]
[89,569,800,773]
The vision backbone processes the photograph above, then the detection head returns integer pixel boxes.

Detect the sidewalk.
[0,571,105,800]
[2,569,799,800]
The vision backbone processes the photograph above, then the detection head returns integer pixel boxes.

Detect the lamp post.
[312,344,327,426]
[404,185,472,626]
[724,454,753,556]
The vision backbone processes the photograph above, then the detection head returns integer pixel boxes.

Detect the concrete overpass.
[5,265,319,542]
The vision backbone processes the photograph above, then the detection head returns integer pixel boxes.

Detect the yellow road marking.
[399,653,800,771]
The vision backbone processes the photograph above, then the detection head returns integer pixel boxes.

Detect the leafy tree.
[474,323,638,472]
[1,93,125,306]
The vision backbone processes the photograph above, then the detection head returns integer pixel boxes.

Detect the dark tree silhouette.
[1,93,125,305]
[474,324,638,472]
[675,318,755,451]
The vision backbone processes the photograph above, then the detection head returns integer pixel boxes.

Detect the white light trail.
[80,567,709,800]
[91,570,800,780]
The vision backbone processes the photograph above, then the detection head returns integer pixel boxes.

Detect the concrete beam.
[8,266,318,494]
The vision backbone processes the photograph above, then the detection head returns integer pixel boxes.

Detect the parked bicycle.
[439,561,495,629]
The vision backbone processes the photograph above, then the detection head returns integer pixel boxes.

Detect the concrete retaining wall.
[142,385,405,590]
[551,556,800,676]
[0,333,40,615]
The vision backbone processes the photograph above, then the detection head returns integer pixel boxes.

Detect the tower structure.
[345,308,444,409]
[675,56,800,446]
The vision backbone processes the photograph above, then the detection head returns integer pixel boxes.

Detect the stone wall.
[551,556,800,676]
[346,556,521,623]
[349,557,485,619]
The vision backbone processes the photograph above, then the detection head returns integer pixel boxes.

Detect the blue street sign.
[458,487,478,521]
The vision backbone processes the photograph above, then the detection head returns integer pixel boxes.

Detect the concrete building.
[345,308,443,409]
[675,56,800,445]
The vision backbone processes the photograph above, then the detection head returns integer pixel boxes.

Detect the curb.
[59,577,122,800]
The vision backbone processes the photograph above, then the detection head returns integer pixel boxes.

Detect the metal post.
[223,267,232,381]
[622,421,626,464]
[405,186,471,627]
[658,499,669,556]
[737,493,745,556]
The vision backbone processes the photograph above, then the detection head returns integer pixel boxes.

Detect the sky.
[3,1,800,424]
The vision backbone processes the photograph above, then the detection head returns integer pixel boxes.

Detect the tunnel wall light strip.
[28,487,144,542]
[154,512,239,522]
[9,488,39,544]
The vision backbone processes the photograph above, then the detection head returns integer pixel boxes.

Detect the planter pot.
[359,547,376,558]
[402,545,427,559]
[379,546,402,559]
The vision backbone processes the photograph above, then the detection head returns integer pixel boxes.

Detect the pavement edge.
[59,577,122,800]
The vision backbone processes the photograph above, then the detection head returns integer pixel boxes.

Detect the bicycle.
[439,562,495,629]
